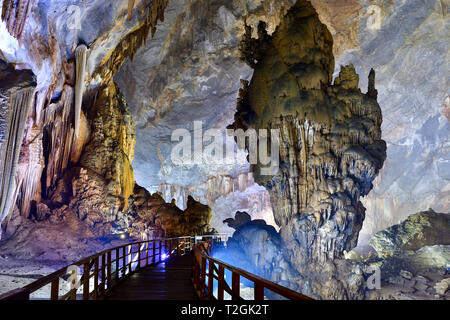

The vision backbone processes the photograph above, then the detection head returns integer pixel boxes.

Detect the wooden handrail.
[0,234,311,301]
[0,236,200,300]
[192,245,313,301]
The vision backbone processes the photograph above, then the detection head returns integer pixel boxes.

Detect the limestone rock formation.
[157,172,276,234]
[0,59,36,235]
[114,0,298,232]
[369,210,450,258]
[217,212,290,284]
[227,0,387,298]
[224,211,252,230]
[334,0,450,236]
[231,0,386,268]
[128,187,214,239]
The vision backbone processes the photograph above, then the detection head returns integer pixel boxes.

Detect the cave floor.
[102,254,198,300]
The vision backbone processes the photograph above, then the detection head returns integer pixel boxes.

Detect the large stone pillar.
[231,0,386,291]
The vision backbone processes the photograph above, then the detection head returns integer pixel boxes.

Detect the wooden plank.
[102,255,198,300]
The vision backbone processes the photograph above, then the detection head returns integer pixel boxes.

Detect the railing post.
[93,256,99,300]
[159,240,162,262]
[208,260,214,299]
[218,265,224,300]
[107,252,112,291]
[200,257,206,298]
[115,248,119,282]
[83,261,90,300]
[51,279,59,300]
[128,245,132,272]
[146,242,149,266]
[152,241,156,263]
[192,252,198,290]
[122,246,126,276]
[138,243,141,269]
[254,283,264,300]
[232,272,240,300]
[101,254,106,294]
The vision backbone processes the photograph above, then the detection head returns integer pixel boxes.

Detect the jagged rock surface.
[333,0,450,236]
[216,212,293,285]
[230,0,386,298]
[127,187,214,239]
[232,0,386,264]
[369,210,450,258]
[114,0,298,232]
[0,59,36,235]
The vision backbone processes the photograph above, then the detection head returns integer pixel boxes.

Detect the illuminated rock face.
[231,0,386,274]
[0,60,36,236]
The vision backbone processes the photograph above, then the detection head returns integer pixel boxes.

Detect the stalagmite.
[74,44,88,140]
[230,0,386,298]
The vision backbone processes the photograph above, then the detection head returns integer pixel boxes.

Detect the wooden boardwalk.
[102,254,199,300]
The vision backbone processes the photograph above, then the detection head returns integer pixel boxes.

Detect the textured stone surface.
[231,0,386,270]
[369,210,450,257]
[333,0,450,236]
[0,59,36,233]
[127,187,214,238]
[114,0,298,232]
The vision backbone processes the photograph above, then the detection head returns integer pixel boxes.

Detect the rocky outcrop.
[157,172,276,234]
[232,0,386,265]
[0,59,36,236]
[128,186,214,239]
[369,210,450,258]
[1,0,34,42]
[217,212,291,284]
[229,0,386,298]
[114,0,299,232]
[334,0,450,236]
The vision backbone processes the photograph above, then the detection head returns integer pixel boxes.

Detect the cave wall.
[0,0,215,240]
[302,0,449,236]
[333,0,449,236]
[0,0,447,241]
[0,59,36,238]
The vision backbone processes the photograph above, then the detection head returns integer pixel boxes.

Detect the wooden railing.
[0,236,197,300]
[192,244,313,301]
[0,233,312,301]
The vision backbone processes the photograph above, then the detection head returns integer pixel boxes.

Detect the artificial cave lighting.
[0,0,448,307]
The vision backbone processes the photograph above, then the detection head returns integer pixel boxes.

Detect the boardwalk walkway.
[102,254,198,300]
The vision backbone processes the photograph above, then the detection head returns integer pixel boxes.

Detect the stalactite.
[0,88,34,227]
[1,0,34,42]
[128,0,135,21]
[92,0,169,83]
[74,45,88,141]
[41,86,77,197]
